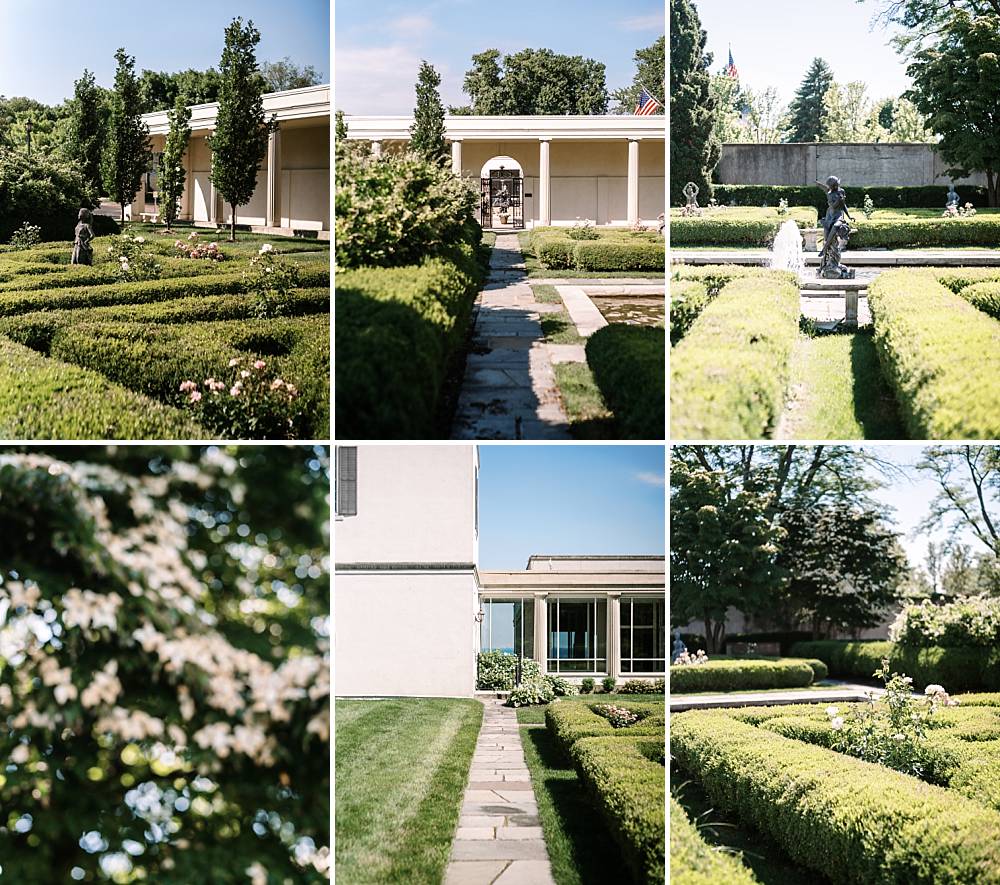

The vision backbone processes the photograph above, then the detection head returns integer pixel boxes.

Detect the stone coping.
[672,249,1000,267]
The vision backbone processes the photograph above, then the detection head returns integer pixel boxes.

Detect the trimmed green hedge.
[712,184,989,214]
[672,264,798,295]
[525,227,664,271]
[931,268,1000,294]
[868,269,1000,438]
[851,217,1000,249]
[585,324,664,439]
[0,338,205,439]
[960,282,1000,320]
[545,702,664,751]
[670,208,816,247]
[669,279,711,344]
[572,737,665,885]
[670,276,800,439]
[670,796,758,885]
[670,658,817,693]
[572,240,664,272]
[671,709,1000,884]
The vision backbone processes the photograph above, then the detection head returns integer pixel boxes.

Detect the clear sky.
[478,445,665,570]
[0,0,330,105]
[695,0,912,105]
[334,0,664,114]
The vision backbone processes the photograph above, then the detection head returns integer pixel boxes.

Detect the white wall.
[335,571,479,697]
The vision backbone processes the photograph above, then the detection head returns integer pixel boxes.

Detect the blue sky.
[334,0,664,114]
[695,0,911,105]
[478,445,665,570]
[0,0,329,105]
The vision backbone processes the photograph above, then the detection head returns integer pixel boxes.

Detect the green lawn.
[335,698,482,884]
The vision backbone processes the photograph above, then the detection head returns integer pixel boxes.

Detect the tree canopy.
[611,36,665,115]
[785,58,834,142]
[102,48,152,223]
[260,57,323,93]
[409,61,448,165]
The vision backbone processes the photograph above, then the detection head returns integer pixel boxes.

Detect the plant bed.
[522,227,664,272]
[546,701,664,752]
[670,206,817,247]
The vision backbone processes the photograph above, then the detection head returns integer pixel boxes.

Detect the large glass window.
[621,597,665,673]
[480,598,534,658]
[547,598,607,673]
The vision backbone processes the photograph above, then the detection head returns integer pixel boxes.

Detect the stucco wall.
[335,571,479,697]
[716,143,987,187]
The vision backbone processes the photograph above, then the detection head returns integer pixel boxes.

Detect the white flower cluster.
[81,660,122,709]
[95,707,165,742]
[62,588,122,632]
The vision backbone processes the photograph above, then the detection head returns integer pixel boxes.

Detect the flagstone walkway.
[443,699,555,885]
[450,234,570,440]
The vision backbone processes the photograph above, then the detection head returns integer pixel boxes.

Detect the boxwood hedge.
[670,208,816,247]
[959,282,1000,320]
[672,264,798,295]
[711,184,989,214]
[868,270,1000,438]
[670,658,819,693]
[851,217,1000,249]
[669,280,712,344]
[545,701,665,751]
[670,276,800,439]
[585,324,664,439]
[670,796,758,885]
[525,227,664,271]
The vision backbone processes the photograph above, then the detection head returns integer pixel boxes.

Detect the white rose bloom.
[924,684,945,695]
[831,716,844,731]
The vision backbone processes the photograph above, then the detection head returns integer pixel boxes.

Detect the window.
[547,598,607,674]
[620,597,665,673]
[335,446,357,517]
[480,598,534,658]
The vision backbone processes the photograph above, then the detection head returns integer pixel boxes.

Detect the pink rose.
[189,391,202,403]
[253,360,266,370]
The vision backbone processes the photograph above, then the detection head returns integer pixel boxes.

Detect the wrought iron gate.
[480,168,524,229]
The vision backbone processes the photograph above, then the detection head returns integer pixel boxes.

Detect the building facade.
[334,446,665,697]
[344,115,665,229]
[135,84,330,237]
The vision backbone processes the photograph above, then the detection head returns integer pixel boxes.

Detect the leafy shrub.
[670,275,800,439]
[891,595,1000,648]
[959,281,1000,320]
[670,796,757,885]
[711,183,989,214]
[8,222,41,249]
[669,279,712,344]
[672,263,798,295]
[670,658,815,693]
[91,214,121,237]
[545,702,664,750]
[868,270,1000,438]
[580,677,595,694]
[573,737,665,885]
[572,240,664,272]
[507,677,555,707]
[545,675,579,697]
[567,220,599,240]
[670,214,811,247]
[851,216,1000,248]
[476,651,541,690]
[0,150,96,243]
[586,324,664,439]
[104,233,161,282]
[243,244,300,318]
[618,679,663,695]
[593,704,642,728]
[602,677,617,693]
[526,227,664,271]
[930,268,1000,294]
[174,235,225,262]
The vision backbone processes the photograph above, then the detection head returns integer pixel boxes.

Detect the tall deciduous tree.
[64,69,107,199]
[612,36,665,115]
[918,445,1000,556]
[158,95,191,230]
[260,57,323,92]
[670,0,719,202]
[905,11,1000,205]
[822,80,877,142]
[102,48,152,223]
[784,57,834,142]
[409,61,448,165]
[209,18,275,242]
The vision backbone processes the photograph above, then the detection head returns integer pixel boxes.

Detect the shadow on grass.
[849,329,906,439]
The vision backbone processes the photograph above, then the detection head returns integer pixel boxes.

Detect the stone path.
[451,235,570,440]
[443,699,555,885]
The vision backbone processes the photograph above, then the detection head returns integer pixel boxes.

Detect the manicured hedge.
[851,217,1000,249]
[525,227,664,271]
[671,710,1000,883]
[672,264,798,295]
[712,184,990,214]
[959,282,1000,320]
[545,702,664,751]
[0,338,204,439]
[572,240,664,272]
[931,268,1000,294]
[585,324,664,439]
[670,658,817,693]
[670,208,816,247]
[669,279,712,344]
[868,269,1000,438]
[670,276,800,439]
[572,737,665,885]
[670,796,758,885]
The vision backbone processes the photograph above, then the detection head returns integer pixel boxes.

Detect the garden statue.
[681,181,702,216]
[816,175,855,279]
[946,184,960,209]
[71,207,94,266]
[671,628,687,663]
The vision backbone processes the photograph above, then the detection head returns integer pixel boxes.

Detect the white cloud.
[634,471,665,488]
[388,14,434,39]
[618,13,664,32]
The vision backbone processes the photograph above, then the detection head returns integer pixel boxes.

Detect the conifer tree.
[785,58,834,142]
[409,61,448,165]
[102,49,152,223]
[158,95,191,230]
[65,69,106,199]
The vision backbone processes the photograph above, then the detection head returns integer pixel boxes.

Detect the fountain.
[767,219,804,278]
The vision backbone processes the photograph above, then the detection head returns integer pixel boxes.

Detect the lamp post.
[25,119,33,158]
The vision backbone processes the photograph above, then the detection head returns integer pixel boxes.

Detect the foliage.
[670,796,758,885]
[672,649,709,666]
[409,61,448,165]
[0,449,330,881]
[0,150,96,243]
[863,194,876,219]
[259,57,323,92]
[602,677,617,693]
[102,48,152,223]
[507,677,555,707]
[545,702,664,750]
[585,324,664,439]
[0,95,69,156]
[567,219,599,240]
[138,68,222,113]
[209,18,275,240]
[453,48,608,115]
[174,236,225,262]
[711,183,989,213]
[851,215,1000,247]
[618,679,667,694]
[64,69,107,197]
[243,244,300,318]
[104,233,161,282]
[785,57,834,142]
[580,678,595,694]
[475,651,542,691]
[670,658,816,693]
[891,595,1000,647]
[670,0,719,201]
[670,208,815,247]
[526,227,664,271]
[821,80,880,141]
[669,279,712,344]
[7,222,41,250]
[159,96,192,230]
[611,36,665,115]
[545,675,579,697]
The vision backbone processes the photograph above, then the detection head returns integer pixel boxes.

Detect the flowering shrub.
[862,194,876,219]
[105,232,161,282]
[889,594,1000,647]
[592,704,641,728]
[174,236,225,261]
[243,243,300,318]
[476,651,541,690]
[826,659,957,778]
[618,678,665,694]
[8,221,41,249]
[507,677,555,707]
[777,198,789,216]
[943,202,977,218]
[568,218,600,240]
[673,649,709,666]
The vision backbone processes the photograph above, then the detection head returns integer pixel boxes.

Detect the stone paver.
[444,700,556,885]
[451,235,570,440]
[554,285,608,337]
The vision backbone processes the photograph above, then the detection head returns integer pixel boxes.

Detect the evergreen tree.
[409,61,448,165]
[670,0,719,202]
[102,48,152,223]
[612,36,665,114]
[64,69,106,199]
[209,18,275,241]
[158,95,191,230]
[785,57,834,142]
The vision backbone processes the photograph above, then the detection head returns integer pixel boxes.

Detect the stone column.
[207,135,219,225]
[371,140,383,159]
[627,139,640,225]
[451,139,463,177]
[539,138,551,226]
[534,593,548,676]
[266,127,282,228]
[608,593,622,679]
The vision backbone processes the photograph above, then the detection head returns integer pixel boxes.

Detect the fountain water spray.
[768,219,804,279]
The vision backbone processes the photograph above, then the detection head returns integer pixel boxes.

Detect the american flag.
[634,87,660,116]
[724,47,739,79]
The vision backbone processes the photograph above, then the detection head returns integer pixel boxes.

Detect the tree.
[409,61,448,165]
[139,68,222,113]
[670,0,719,202]
[0,96,69,156]
[784,58,834,142]
[0,447,329,881]
[889,96,934,141]
[742,87,785,144]
[611,36,665,115]
[864,0,1000,53]
[822,81,879,141]
[158,95,191,230]
[709,74,744,144]
[335,109,348,144]
[455,48,608,115]
[209,18,275,242]
[64,70,107,198]
[918,445,1000,556]
[905,11,1000,205]
[102,48,152,224]
[260,57,323,92]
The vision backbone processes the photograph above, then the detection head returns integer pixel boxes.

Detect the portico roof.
[478,571,664,591]
[344,114,665,142]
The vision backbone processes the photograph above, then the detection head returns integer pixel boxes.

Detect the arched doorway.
[479,156,524,230]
